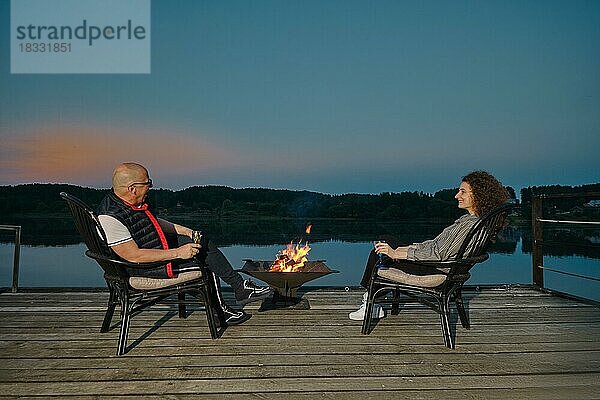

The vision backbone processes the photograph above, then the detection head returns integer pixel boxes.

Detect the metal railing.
[531,192,600,291]
[0,225,22,293]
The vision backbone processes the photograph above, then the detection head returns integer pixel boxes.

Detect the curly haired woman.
[349,171,510,320]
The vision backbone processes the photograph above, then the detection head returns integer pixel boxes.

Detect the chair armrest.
[380,254,490,275]
[400,254,489,266]
[85,250,179,269]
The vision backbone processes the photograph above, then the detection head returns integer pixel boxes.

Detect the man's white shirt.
[98,215,133,246]
[98,215,175,247]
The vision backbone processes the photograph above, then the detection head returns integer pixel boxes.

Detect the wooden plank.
[3,339,600,357]
[1,373,599,396]
[1,306,598,322]
[2,329,599,343]
[0,387,593,400]
[2,352,599,382]
[0,315,596,329]
[2,350,599,371]
[2,342,600,359]
[2,303,597,317]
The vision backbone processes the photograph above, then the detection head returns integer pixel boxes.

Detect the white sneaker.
[348,292,385,320]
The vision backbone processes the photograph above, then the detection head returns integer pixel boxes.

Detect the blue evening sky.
[1,0,598,194]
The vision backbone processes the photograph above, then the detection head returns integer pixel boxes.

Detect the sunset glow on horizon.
[0,124,240,187]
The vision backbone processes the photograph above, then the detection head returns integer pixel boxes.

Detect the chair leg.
[117,296,132,356]
[454,290,470,329]
[101,286,117,333]
[178,292,187,318]
[200,286,219,339]
[203,271,227,337]
[361,289,377,335]
[440,296,454,349]
[361,297,371,335]
[391,289,400,315]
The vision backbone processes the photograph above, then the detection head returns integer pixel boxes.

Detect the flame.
[270,241,311,272]
[270,224,313,272]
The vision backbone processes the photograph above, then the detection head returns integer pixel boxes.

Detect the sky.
[1,0,599,195]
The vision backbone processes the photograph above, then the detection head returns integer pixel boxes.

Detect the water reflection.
[2,218,599,259]
[521,226,600,258]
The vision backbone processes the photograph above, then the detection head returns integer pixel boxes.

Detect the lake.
[1,220,598,301]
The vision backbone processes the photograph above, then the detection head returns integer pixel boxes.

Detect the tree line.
[520,183,600,219]
[1,182,598,221]
[0,183,472,220]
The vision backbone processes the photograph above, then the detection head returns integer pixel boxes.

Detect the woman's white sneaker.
[348,302,385,320]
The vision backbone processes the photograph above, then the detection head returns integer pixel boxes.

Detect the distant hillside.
[4,182,598,222]
[0,183,466,220]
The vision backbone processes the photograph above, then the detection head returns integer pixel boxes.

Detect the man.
[97,162,273,325]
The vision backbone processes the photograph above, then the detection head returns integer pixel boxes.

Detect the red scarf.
[126,202,175,278]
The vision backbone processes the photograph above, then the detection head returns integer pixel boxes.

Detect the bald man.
[97,162,272,325]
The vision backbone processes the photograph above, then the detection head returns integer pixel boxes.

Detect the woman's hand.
[374,242,393,257]
[374,242,409,260]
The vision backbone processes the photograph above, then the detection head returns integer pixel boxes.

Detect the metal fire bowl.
[238,259,339,299]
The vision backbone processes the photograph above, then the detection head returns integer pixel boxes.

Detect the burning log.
[270,241,310,272]
[270,224,313,272]
[272,255,296,271]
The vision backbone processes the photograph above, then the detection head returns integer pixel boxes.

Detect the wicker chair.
[361,203,515,348]
[60,192,223,355]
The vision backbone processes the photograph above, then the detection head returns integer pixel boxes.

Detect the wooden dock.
[1,286,599,399]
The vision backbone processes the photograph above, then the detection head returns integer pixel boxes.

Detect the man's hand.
[175,243,202,259]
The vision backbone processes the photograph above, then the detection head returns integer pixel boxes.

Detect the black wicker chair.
[60,192,223,355]
[361,203,515,349]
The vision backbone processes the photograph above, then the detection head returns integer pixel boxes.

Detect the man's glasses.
[129,178,153,188]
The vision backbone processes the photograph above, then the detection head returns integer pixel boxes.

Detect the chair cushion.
[377,267,447,288]
[129,270,203,290]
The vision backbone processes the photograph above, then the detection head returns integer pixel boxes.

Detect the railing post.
[532,196,544,288]
[12,226,21,293]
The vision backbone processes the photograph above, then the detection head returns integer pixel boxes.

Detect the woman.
[349,170,510,320]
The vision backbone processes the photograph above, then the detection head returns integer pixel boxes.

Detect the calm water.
[1,237,598,301]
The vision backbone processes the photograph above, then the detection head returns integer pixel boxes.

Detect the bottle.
[373,240,388,270]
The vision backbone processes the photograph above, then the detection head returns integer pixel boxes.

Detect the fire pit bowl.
[238,259,339,309]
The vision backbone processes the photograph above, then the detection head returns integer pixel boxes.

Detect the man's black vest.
[97,192,172,278]
[97,192,163,250]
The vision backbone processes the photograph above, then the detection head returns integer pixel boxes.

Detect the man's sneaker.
[217,305,251,326]
[235,280,273,305]
[348,292,385,321]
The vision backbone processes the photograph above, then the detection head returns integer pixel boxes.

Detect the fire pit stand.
[238,259,339,310]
